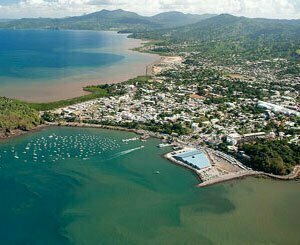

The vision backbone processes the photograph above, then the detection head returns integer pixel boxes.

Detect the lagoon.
[0,127,299,244]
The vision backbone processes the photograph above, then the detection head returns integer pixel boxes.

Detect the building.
[258,101,300,116]
[226,133,242,145]
[174,149,211,170]
[238,132,266,143]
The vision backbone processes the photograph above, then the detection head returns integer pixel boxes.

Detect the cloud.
[0,0,299,19]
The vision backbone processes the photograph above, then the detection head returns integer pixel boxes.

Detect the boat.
[122,137,139,142]
[158,143,170,148]
[154,171,160,174]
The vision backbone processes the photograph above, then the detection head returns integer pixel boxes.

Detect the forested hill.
[0,9,214,31]
[0,97,40,134]
[2,11,299,62]
[132,14,300,61]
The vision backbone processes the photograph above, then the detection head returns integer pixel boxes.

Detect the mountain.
[132,14,300,61]
[134,14,300,41]
[150,11,215,28]
[0,19,15,22]
[161,14,300,41]
[3,10,299,61]
[0,9,214,31]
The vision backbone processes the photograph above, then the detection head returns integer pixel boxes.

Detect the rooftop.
[175,149,211,170]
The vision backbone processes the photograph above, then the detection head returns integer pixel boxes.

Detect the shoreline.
[0,124,50,142]
[44,122,165,140]
[45,123,300,186]
[0,30,161,103]
[164,151,300,188]
[1,122,299,187]
[1,29,298,187]
[197,167,300,188]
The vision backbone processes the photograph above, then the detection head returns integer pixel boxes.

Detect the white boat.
[122,137,139,142]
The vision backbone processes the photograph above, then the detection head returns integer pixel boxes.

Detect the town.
[44,51,300,185]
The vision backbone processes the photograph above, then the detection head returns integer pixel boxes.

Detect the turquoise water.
[0,127,299,244]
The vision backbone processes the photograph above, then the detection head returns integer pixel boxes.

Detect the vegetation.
[84,119,191,136]
[132,14,300,62]
[125,75,151,84]
[240,139,300,175]
[27,87,108,111]
[0,97,40,133]
[0,10,214,32]
[27,76,151,112]
[142,121,191,135]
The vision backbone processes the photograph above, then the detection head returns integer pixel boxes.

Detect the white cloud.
[0,0,299,19]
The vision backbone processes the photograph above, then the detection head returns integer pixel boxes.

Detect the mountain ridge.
[131,14,300,61]
[0,9,215,31]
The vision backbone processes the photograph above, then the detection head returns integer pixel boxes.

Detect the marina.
[0,130,146,165]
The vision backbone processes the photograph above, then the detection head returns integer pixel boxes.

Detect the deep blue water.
[0,29,124,79]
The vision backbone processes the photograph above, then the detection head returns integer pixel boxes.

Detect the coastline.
[0,30,161,102]
[1,121,299,187]
[43,123,300,186]
[44,121,165,140]
[0,124,50,142]
[164,151,300,188]
[1,31,298,188]
[196,166,300,188]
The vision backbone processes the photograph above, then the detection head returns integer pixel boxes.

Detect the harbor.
[165,147,300,187]
[0,126,299,244]
[43,122,300,187]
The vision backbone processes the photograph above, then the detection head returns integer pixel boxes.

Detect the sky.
[0,0,300,19]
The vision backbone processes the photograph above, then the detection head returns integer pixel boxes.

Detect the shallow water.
[0,127,299,244]
[0,30,158,101]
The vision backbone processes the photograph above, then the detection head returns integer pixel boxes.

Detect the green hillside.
[0,97,41,133]
[132,14,300,61]
[0,9,214,32]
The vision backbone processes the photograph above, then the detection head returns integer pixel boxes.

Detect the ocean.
[0,29,158,101]
[0,127,299,244]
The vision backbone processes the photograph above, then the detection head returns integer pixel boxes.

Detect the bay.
[0,127,299,244]
[0,29,158,101]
